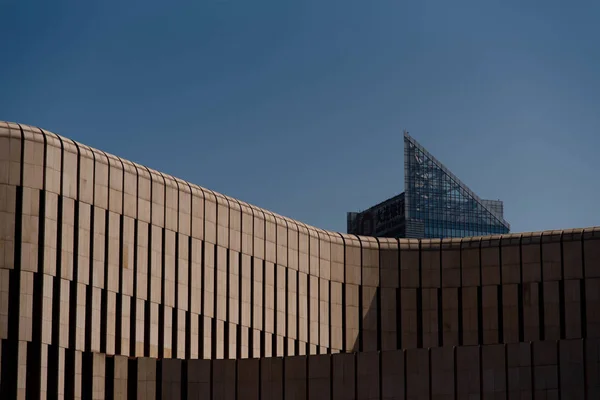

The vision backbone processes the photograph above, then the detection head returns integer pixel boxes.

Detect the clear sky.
[1,0,599,234]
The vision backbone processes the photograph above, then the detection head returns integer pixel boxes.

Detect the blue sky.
[1,0,599,233]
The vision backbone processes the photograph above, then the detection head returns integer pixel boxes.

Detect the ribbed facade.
[0,121,599,399]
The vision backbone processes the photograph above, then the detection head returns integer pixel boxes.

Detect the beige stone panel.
[203,242,215,318]
[21,187,39,273]
[502,284,519,343]
[342,234,361,285]
[60,197,76,281]
[319,277,330,349]
[329,233,344,284]
[532,340,559,397]
[276,264,286,338]
[586,278,600,338]
[309,275,319,346]
[543,281,561,340]
[149,301,160,358]
[345,283,360,352]
[215,192,229,249]
[362,285,378,352]
[253,256,264,330]
[240,203,253,256]
[107,154,124,214]
[462,286,478,346]
[379,238,399,289]
[298,271,308,343]
[523,282,540,341]
[40,191,58,276]
[541,231,562,281]
[481,237,501,286]
[264,211,277,264]
[75,282,87,351]
[406,348,429,400]
[317,230,331,281]
[121,158,137,219]
[121,216,135,296]
[217,245,229,321]
[361,235,379,288]
[275,216,288,267]
[60,137,79,200]
[201,315,212,359]
[0,269,9,338]
[286,268,296,339]
[134,298,146,357]
[240,254,251,328]
[21,126,44,190]
[564,279,581,339]
[501,235,521,284]
[162,305,173,358]
[332,352,355,400]
[43,131,62,195]
[92,149,109,209]
[252,207,265,260]
[583,228,600,278]
[16,340,28,399]
[0,122,23,187]
[423,287,439,348]
[174,178,190,236]
[90,286,102,352]
[226,322,236,359]
[0,184,16,271]
[456,345,480,398]
[163,174,178,233]
[190,238,202,314]
[442,287,459,346]
[401,288,418,349]
[148,168,165,228]
[13,270,34,341]
[106,211,120,292]
[461,238,481,287]
[330,281,343,351]
[482,344,506,398]
[228,249,239,325]
[190,184,204,240]
[441,238,461,288]
[298,223,310,274]
[136,165,151,223]
[39,273,53,345]
[421,239,441,288]
[228,198,242,253]
[149,225,163,304]
[275,334,285,357]
[521,232,542,283]
[264,261,275,333]
[309,228,320,277]
[78,144,95,205]
[561,230,583,280]
[76,202,91,285]
[189,312,199,359]
[431,346,454,399]
[381,287,397,351]
[120,294,131,357]
[136,221,149,300]
[105,290,117,355]
[482,285,498,344]
[91,206,105,289]
[57,277,71,348]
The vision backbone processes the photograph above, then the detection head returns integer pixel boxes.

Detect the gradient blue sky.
[1,0,599,233]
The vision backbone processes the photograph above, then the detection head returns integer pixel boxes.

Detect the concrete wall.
[0,121,599,398]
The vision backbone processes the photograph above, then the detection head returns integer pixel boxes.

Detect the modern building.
[1,121,599,399]
[347,131,511,239]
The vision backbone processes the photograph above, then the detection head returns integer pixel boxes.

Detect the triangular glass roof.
[404,131,510,237]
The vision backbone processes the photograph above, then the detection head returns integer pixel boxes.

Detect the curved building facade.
[0,121,599,399]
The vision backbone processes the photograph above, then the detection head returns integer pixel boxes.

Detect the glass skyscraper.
[347,131,510,239]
